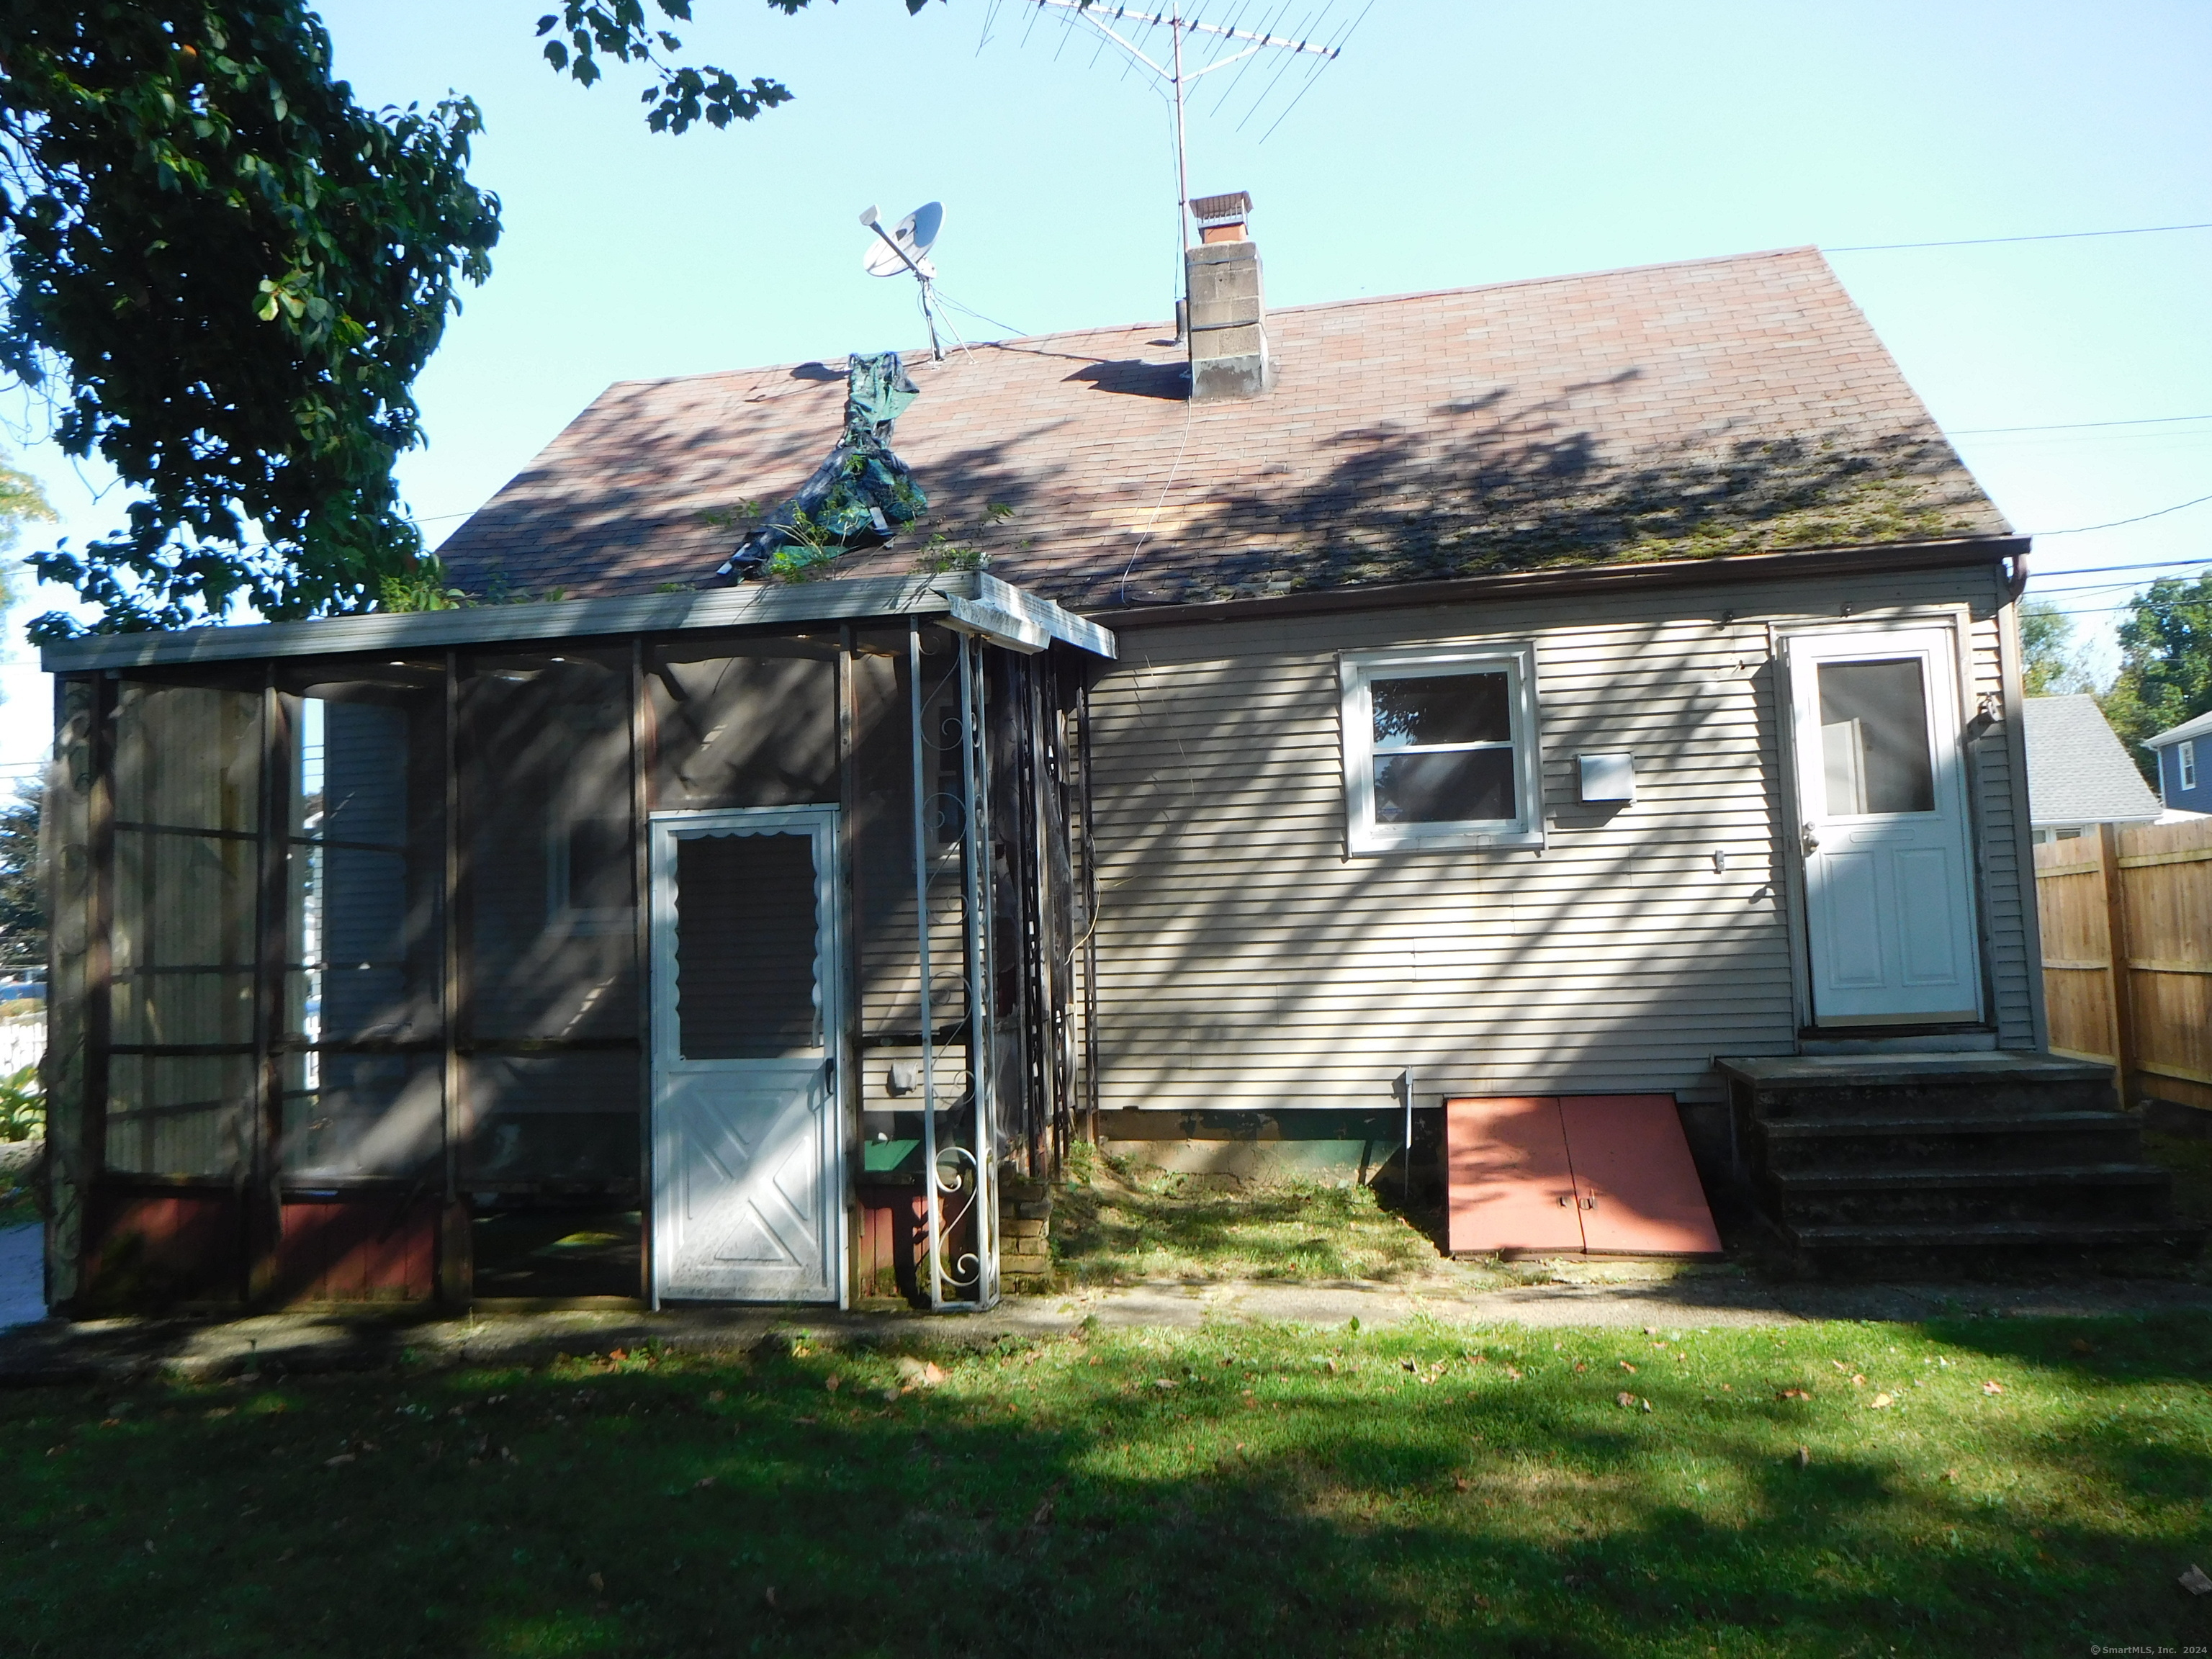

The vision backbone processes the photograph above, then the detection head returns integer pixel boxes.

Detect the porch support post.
[437,649,470,1307]
[246,666,286,1303]
[908,619,943,1308]
[631,637,654,1305]
[958,633,998,1308]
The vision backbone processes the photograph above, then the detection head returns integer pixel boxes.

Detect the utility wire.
[1826,220,2212,253]
[2030,490,2212,536]
[1952,413,2212,436]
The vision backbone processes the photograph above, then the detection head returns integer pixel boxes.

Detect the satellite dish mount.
[860,200,948,361]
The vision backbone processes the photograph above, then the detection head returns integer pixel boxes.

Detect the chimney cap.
[1190,190,1252,228]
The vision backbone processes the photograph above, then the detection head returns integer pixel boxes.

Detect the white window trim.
[2180,739,2198,793]
[1339,642,1544,854]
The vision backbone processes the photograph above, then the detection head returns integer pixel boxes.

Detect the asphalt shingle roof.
[434,246,2009,612]
[2146,708,2212,749]
[2023,695,2162,827]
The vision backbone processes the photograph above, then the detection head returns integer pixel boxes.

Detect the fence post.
[2098,822,2141,1107]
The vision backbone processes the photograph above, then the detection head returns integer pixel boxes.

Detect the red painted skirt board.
[82,1186,244,1310]
[276,1192,439,1303]
[1557,1094,1725,1257]
[1444,1096,1586,1255]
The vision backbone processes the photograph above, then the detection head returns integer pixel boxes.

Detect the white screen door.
[649,806,844,1304]
[1784,627,1982,1025]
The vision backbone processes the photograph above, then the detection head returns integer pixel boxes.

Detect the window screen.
[1817,658,1935,816]
[1370,671,1518,825]
[673,832,821,1059]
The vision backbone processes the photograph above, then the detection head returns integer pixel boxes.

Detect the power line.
[2030,490,2212,536]
[1826,220,2212,253]
[1951,413,2212,436]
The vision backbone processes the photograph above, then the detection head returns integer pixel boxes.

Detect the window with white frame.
[1339,644,1544,852]
[2180,739,2198,793]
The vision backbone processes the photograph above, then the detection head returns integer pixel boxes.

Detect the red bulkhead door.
[1444,1097,1586,1254]
[1559,1094,1723,1256]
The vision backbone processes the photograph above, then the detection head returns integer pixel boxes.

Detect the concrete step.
[1719,1053,2117,1121]
[1768,1164,2173,1226]
[1753,1112,2144,1173]
[1783,1218,2207,1255]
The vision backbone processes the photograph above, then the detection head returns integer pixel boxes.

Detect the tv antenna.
[860,200,949,361]
[986,1,1367,331]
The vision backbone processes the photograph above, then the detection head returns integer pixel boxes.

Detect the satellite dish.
[863,200,943,279]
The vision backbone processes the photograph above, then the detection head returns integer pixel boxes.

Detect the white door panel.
[650,808,845,1305]
[1786,629,1982,1025]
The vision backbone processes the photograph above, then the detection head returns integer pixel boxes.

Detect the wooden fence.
[2034,818,2212,1112]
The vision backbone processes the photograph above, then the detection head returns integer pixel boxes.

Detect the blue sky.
[1,0,2206,772]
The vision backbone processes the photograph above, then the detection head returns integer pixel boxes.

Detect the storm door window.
[1815,657,1936,817]
[1340,646,1543,852]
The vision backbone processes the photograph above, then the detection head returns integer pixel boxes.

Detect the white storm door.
[650,807,845,1305]
[1785,628,1982,1025]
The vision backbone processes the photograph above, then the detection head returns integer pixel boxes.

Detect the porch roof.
[39,570,1115,674]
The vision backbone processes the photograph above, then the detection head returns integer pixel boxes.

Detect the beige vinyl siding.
[1084,562,2030,1115]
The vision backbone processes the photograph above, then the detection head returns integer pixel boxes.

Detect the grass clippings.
[1051,1152,1449,1286]
[6,1314,2212,1655]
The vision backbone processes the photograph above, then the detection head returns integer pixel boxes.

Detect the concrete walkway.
[0,1223,41,1333]
[6,1259,2212,1388]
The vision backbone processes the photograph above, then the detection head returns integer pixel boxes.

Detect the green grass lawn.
[6,1313,2211,1656]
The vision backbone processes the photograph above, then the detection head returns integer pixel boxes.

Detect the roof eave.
[1084,534,2028,629]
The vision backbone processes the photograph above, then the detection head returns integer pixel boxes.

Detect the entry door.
[649,807,844,1305]
[1784,628,1982,1025]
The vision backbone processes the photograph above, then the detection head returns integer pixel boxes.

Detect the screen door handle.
[1800,820,1820,857]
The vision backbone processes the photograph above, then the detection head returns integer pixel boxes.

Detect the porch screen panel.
[852,626,968,1077]
[280,672,446,1178]
[462,651,639,1190]
[647,639,839,811]
[107,683,261,1176]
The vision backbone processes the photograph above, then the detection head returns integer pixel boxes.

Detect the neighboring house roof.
[2023,695,2163,827]
[2144,708,2212,749]
[435,246,2010,613]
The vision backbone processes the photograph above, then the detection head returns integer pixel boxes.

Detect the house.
[38,217,2198,1312]
[2022,694,2163,843]
[2144,707,2212,816]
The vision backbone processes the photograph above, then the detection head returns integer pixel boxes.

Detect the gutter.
[1082,534,2028,631]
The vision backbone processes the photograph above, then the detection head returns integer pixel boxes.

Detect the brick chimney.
[1185,190,1272,403]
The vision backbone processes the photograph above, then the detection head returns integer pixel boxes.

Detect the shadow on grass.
[6,1316,2212,1656]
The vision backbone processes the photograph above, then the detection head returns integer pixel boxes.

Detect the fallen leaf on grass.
[1776,1388,1813,1402]
[1619,1361,1637,1374]
[324,1454,356,1468]
[588,1573,605,1593]
[1795,1446,1810,1469]
[1503,1366,1521,1380]
[1982,1380,2005,1396]
[1153,1379,1177,1391]
[1617,1391,1637,1408]
[1453,1476,1472,1492]
[2070,1338,2095,1356]
[764,1586,780,1610]
[1870,1393,1893,1409]
[693,1476,716,1491]
[2180,1565,2212,1596]
[824,1375,842,1394]
[706,1390,726,1403]
[1851,1374,1866,1388]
